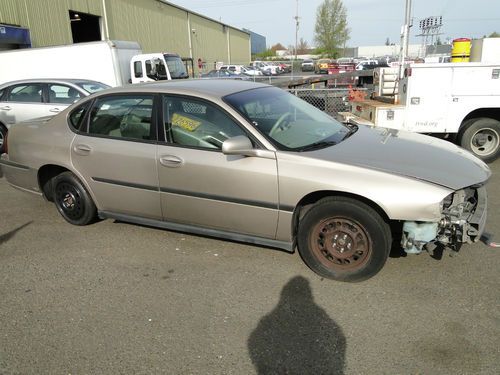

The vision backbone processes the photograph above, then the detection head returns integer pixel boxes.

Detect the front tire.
[459,117,500,163]
[52,172,97,225]
[297,197,391,282]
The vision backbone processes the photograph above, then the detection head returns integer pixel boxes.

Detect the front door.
[157,95,279,238]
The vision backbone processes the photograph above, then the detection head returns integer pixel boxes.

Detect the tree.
[270,43,286,52]
[254,48,275,60]
[314,0,350,57]
[385,37,390,46]
[297,38,310,54]
[488,32,500,38]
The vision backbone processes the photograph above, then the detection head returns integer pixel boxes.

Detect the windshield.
[224,87,353,150]
[76,81,110,93]
[164,54,189,79]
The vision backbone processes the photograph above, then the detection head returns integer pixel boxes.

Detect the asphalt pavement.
[1,159,499,374]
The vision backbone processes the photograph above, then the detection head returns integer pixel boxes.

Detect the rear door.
[70,94,161,219]
[0,83,47,125]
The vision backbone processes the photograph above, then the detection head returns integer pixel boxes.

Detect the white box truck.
[338,61,500,163]
[0,40,188,87]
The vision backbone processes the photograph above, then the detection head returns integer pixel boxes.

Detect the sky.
[166,0,499,48]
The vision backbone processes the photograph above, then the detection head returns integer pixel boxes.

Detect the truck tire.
[297,197,391,282]
[459,117,500,163]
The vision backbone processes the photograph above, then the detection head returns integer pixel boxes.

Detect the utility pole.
[398,0,412,79]
[294,0,300,60]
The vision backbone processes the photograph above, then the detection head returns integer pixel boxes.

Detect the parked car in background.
[250,61,279,76]
[278,62,292,73]
[241,66,263,76]
[301,59,315,72]
[315,59,331,74]
[201,70,246,79]
[219,65,244,74]
[0,80,490,282]
[0,78,109,153]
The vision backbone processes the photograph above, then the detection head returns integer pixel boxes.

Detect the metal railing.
[288,88,368,116]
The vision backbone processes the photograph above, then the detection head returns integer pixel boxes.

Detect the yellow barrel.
[451,38,471,62]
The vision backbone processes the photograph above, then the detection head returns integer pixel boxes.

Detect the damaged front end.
[401,186,487,254]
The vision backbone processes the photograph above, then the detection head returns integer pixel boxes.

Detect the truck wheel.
[53,171,97,225]
[297,197,391,282]
[0,124,7,154]
[459,117,500,163]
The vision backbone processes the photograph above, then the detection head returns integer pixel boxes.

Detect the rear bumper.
[0,154,40,194]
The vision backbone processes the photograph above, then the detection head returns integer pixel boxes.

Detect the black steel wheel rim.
[55,182,84,220]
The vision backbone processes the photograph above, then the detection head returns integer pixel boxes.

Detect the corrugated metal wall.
[105,0,190,56]
[0,0,250,70]
[189,13,229,69]
[229,29,251,65]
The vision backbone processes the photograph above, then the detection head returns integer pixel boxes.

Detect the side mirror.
[222,136,275,159]
[222,135,253,155]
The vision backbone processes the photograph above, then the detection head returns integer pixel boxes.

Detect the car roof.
[0,78,107,89]
[97,79,270,99]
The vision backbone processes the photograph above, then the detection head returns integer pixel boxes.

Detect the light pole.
[294,0,300,60]
[399,0,412,79]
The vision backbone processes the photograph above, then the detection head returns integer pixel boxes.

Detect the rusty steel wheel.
[310,217,372,271]
[297,197,391,282]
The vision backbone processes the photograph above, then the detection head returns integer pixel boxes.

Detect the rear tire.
[52,172,97,225]
[297,197,391,282]
[0,124,7,154]
[459,117,500,163]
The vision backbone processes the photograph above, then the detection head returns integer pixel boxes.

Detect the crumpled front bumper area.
[401,185,488,254]
[438,186,487,245]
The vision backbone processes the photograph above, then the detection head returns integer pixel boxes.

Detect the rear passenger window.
[88,95,154,141]
[7,84,43,103]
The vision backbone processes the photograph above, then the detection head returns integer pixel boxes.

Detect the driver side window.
[163,96,245,150]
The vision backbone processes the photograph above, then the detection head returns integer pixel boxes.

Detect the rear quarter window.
[68,101,91,131]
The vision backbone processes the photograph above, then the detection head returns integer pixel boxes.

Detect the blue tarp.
[0,25,31,47]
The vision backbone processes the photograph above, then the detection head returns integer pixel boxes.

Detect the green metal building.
[0,0,251,75]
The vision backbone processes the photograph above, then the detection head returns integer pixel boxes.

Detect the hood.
[307,126,491,190]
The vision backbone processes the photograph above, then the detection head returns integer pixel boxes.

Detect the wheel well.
[461,108,500,128]
[291,190,391,239]
[38,165,70,201]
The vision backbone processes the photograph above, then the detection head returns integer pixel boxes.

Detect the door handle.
[73,144,92,155]
[49,108,61,113]
[0,106,11,111]
[159,155,183,167]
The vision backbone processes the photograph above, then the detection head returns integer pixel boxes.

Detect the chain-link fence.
[288,88,368,117]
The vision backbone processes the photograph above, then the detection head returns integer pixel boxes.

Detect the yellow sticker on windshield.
[172,113,201,132]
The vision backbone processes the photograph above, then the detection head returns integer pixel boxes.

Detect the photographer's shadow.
[248,276,346,375]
